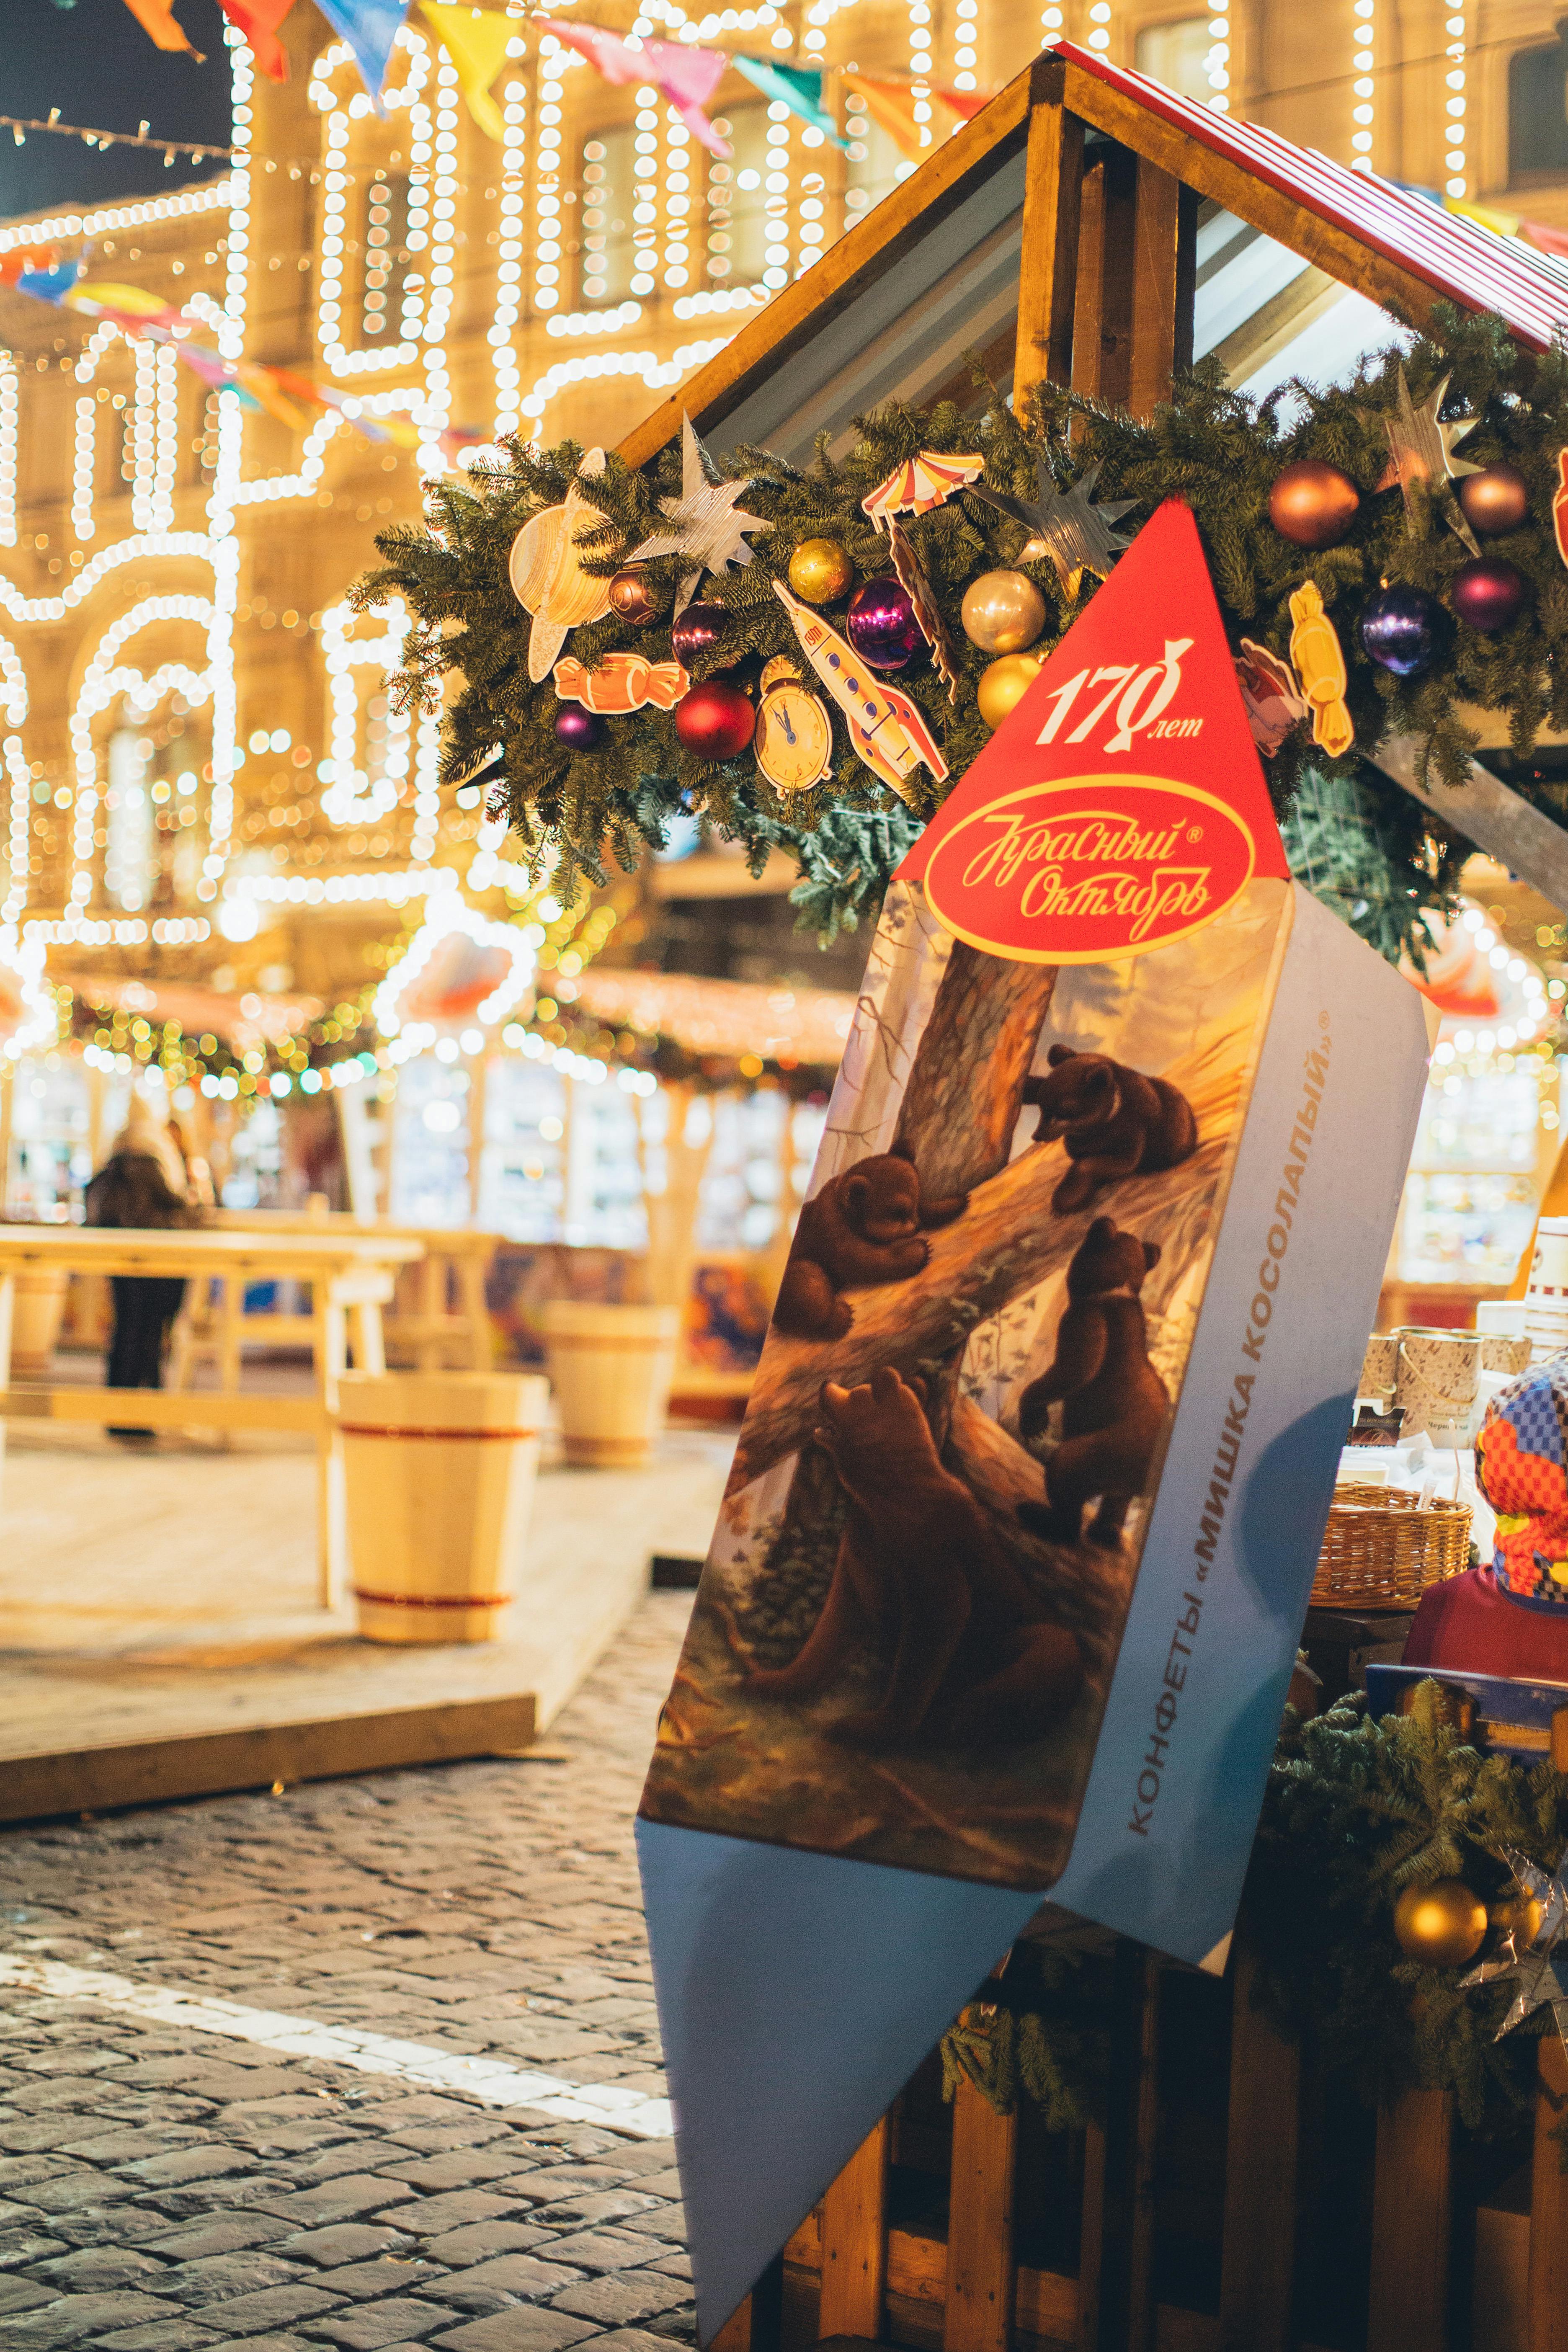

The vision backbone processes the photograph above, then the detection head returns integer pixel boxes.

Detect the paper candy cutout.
[554,652,690,713]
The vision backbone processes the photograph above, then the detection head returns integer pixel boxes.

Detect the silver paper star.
[1373,367,1483,554]
[629,413,772,619]
[1460,1847,1568,2047]
[971,459,1135,590]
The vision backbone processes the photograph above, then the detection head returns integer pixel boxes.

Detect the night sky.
[3,0,234,222]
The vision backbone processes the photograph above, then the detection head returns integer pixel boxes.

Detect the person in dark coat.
[84,1095,200,1436]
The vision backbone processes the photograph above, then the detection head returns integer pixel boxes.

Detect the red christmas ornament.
[1268,460,1361,549]
[1451,555,1528,632]
[675,679,756,760]
[1456,463,1529,539]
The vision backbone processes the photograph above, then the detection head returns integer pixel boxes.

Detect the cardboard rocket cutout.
[637,500,1431,2342]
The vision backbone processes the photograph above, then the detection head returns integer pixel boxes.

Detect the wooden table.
[0,1226,423,1607]
[194,1215,498,1376]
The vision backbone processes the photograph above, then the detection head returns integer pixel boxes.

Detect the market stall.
[356,36,1568,2352]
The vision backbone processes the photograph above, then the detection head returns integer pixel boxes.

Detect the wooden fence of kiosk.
[709,1936,1568,2352]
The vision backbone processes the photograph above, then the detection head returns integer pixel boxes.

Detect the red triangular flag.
[900,499,1288,964]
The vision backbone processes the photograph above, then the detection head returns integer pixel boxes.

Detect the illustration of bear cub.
[743,1364,1084,1749]
[771,1144,968,1341]
[1023,1045,1197,1214]
[1015,1216,1168,1548]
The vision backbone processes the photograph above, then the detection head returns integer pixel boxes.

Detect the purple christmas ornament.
[1359,584,1447,677]
[670,601,729,665]
[846,574,922,672]
[555,705,603,750]
[1452,555,1527,632]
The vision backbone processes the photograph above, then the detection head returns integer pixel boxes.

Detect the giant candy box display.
[635,503,1436,2340]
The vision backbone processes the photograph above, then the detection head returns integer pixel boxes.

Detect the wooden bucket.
[540,1300,680,1468]
[338,1369,548,1643]
[8,1266,67,1377]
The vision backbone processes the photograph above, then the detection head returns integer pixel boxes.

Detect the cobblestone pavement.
[0,1594,697,2352]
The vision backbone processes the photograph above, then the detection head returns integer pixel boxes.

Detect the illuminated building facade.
[0,0,1565,1060]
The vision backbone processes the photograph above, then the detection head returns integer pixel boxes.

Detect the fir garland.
[943,1687,1563,2135]
[359,303,1568,959]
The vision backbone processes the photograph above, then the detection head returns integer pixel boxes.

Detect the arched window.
[580,127,637,303]
[705,107,770,283]
[1135,17,1215,103]
[1509,36,1568,183]
[844,91,904,222]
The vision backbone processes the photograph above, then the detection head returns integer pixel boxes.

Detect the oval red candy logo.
[922,771,1257,965]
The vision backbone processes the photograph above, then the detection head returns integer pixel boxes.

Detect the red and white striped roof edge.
[1053,38,1568,352]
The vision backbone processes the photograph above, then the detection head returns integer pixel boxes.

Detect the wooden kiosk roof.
[620,44,1568,472]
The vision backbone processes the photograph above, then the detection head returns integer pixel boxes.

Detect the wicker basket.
[1309,1483,1473,1612]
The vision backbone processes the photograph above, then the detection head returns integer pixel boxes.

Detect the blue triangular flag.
[730,55,847,146]
[315,0,413,111]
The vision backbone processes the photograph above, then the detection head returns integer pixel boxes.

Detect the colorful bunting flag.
[729,57,845,146]
[843,72,984,162]
[536,19,730,155]
[315,0,413,111]
[119,0,203,57]
[419,3,514,140]
[217,0,297,82]
[1,249,480,463]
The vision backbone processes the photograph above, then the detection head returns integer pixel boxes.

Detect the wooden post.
[1095,1942,1159,2352]
[818,2115,890,2341]
[1127,157,1182,420]
[1070,147,1131,408]
[1528,2032,1568,2349]
[944,2045,1018,2352]
[713,2252,784,2352]
[1076,2121,1106,2352]
[1367,2085,1453,2352]
[1013,59,1084,410]
[1068,142,1182,422]
[1218,1938,1299,2352]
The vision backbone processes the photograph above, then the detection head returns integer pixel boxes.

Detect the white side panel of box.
[1050,883,1430,1961]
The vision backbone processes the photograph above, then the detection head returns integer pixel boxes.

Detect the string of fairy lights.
[0,0,1524,1159]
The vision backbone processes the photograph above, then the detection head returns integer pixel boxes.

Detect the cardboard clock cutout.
[636,501,1432,2342]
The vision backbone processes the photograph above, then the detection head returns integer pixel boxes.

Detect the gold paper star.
[971,459,1135,589]
[1373,367,1483,553]
[629,413,772,619]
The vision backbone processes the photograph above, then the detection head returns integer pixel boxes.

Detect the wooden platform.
[0,1404,729,1822]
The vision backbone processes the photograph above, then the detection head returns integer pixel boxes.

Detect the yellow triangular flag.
[419,3,513,141]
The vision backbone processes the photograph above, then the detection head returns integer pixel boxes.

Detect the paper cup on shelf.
[1527,1217,1568,1303]
[1360,1333,1399,1401]
[1395,1329,1481,1448]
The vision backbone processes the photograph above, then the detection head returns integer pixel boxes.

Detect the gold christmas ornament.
[1393,1878,1488,1968]
[961,569,1047,655]
[1488,1888,1546,1948]
[977,650,1046,732]
[787,538,854,605]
